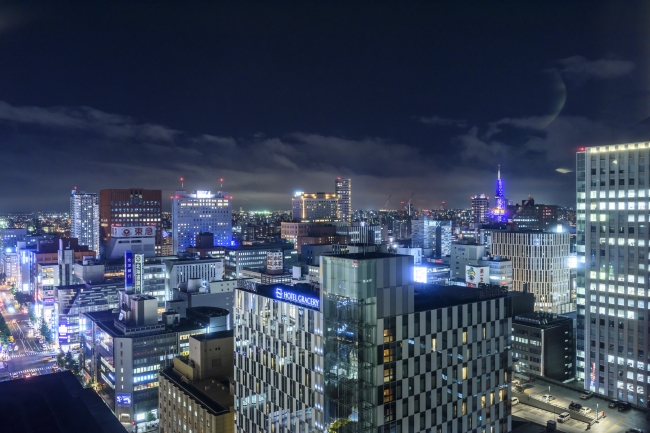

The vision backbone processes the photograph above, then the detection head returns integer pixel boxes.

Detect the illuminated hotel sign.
[238,284,321,311]
[274,287,320,309]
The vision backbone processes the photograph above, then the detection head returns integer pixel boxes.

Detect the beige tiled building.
[159,331,234,433]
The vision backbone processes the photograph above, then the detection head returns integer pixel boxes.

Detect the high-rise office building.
[577,142,650,405]
[291,192,339,222]
[335,178,351,223]
[99,188,162,257]
[81,291,206,425]
[491,231,572,314]
[471,194,490,227]
[411,217,452,257]
[70,190,100,256]
[172,190,232,254]
[234,253,513,433]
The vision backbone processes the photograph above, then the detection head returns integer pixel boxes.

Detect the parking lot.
[514,379,650,433]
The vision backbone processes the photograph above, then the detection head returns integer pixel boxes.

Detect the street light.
[596,402,599,421]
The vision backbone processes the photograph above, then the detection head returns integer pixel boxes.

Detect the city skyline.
[1,2,650,211]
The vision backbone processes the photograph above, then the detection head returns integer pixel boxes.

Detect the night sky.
[1,1,649,212]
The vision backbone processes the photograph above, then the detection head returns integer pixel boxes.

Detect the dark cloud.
[418,115,468,128]
[0,100,612,212]
[558,56,635,80]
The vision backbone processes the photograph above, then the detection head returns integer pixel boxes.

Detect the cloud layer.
[0,99,640,212]
[558,56,635,80]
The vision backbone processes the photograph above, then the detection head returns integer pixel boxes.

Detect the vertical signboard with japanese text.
[134,253,144,293]
[124,251,133,290]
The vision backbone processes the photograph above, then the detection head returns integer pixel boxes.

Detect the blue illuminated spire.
[496,164,504,198]
[493,164,507,222]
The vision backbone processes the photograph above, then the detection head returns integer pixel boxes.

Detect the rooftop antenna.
[220,178,224,189]
[180,177,184,188]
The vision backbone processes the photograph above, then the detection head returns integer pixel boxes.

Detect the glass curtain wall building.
[234,253,513,433]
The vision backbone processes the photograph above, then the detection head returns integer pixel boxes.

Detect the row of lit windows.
[589,285,647,296]
[589,306,636,319]
[590,214,649,222]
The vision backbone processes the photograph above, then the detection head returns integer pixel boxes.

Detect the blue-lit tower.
[493,164,507,222]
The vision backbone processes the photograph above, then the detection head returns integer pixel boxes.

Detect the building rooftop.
[514,311,573,328]
[160,367,232,417]
[191,330,234,342]
[0,370,125,433]
[224,243,293,251]
[84,310,205,338]
[328,252,410,260]
[188,306,229,318]
[413,284,508,312]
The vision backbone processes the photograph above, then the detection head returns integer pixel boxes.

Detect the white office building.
[577,142,650,406]
[172,190,232,254]
[70,190,100,256]
[491,231,571,313]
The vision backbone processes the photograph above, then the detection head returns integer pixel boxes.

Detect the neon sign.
[274,287,320,309]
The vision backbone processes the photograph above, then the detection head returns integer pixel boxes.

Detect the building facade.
[70,190,100,256]
[411,218,452,258]
[80,291,206,425]
[335,178,352,223]
[512,311,574,382]
[511,198,558,232]
[291,192,339,222]
[159,331,235,433]
[491,231,571,314]
[234,253,513,433]
[172,190,232,254]
[577,142,650,406]
[471,194,490,228]
[99,188,162,257]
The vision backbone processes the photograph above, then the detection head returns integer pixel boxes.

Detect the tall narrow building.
[70,190,99,256]
[172,190,232,254]
[335,177,352,223]
[493,165,507,223]
[471,194,490,227]
[577,142,650,406]
[99,188,162,257]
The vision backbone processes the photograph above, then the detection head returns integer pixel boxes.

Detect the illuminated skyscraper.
[291,192,339,222]
[411,217,452,257]
[493,165,507,222]
[471,194,490,227]
[576,142,650,404]
[70,190,100,256]
[99,188,162,257]
[172,190,232,254]
[335,178,351,223]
